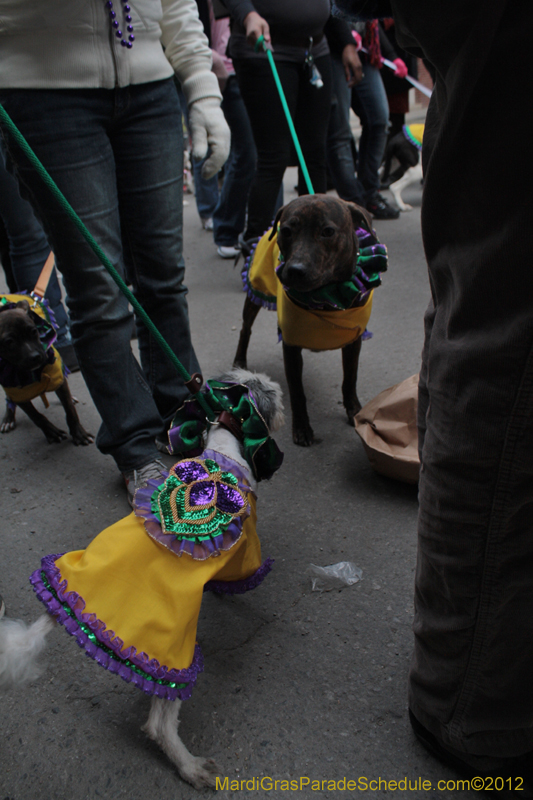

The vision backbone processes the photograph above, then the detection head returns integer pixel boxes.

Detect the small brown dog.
[0,298,93,445]
[234,194,384,446]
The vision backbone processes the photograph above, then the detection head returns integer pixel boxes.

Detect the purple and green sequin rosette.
[136,456,252,560]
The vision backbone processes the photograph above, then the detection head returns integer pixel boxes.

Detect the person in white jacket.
[0,0,230,501]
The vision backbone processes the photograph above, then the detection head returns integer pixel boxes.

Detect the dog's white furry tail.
[0,614,55,689]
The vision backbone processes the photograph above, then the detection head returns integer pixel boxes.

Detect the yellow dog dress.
[31,448,272,701]
[241,225,388,351]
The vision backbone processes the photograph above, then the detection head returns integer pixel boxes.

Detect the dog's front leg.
[342,337,362,425]
[1,399,16,433]
[55,382,94,446]
[143,697,220,789]
[17,400,69,443]
[283,342,314,446]
[233,296,261,369]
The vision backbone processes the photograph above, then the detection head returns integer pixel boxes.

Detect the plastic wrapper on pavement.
[308,562,363,592]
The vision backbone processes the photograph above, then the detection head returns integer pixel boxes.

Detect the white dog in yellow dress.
[0,369,284,789]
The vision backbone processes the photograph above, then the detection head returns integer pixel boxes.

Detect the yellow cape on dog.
[245,231,373,351]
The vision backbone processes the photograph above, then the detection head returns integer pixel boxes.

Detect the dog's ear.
[345,202,374,234]
[217,368,285,433]
[268,206,285,241]
[15,299,31,313]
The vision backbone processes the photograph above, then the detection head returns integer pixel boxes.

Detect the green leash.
[255,35,315,195]
[0,102,214,420]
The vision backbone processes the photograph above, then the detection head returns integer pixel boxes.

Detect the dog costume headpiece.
[165,379,284,482]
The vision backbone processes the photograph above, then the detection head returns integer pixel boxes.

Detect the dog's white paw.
[180,755,220,789]
[400,203,413,212]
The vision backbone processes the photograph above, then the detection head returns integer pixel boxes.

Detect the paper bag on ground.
[354,374,419,484]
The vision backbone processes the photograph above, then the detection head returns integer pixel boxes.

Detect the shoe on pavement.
[122,459,166,507]
[201,217,213,231]
[217,244,240,259]
[366,192,400,220]
[155,435,170,454]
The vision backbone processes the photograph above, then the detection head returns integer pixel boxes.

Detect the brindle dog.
[0,300,93,445]
[234,194,374,446]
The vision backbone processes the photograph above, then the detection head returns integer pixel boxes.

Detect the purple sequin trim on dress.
[241,229,278,311]
[204,556,274,595]
[30,554,203,701]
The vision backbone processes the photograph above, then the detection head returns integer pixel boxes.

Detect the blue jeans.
[0,79,200,471]
[0,144,71,345]
[191,159,219,221]
[351,63,389,200]
[190,76,256,246]
[213,75,256,247]
[326,56,366,206]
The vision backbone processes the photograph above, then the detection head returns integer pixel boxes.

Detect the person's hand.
[243,10,271,49]
[393,58,408,79]
[188,98,231,179]
[351,30,362,51]
[342,43,363,87]
[211,49,229,93]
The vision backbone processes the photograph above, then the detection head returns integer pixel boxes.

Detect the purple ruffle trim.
[134,450,255,561]
[204,557,274,595]
[241,230,278,311]
[30,554,203,701]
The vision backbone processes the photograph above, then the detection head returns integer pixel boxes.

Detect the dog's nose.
[27,351,45,370]
[284,263,308,285]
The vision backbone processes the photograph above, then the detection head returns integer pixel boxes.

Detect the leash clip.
[185,372,203,394]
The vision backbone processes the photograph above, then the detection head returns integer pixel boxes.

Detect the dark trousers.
[388,0,533,760]
[0,79,199,472]
[234,54,332,239]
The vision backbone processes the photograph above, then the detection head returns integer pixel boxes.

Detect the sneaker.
[0,593,5,619]
[366,193,400,220]
[122,459,166,507]
[217,244,240,259]
[155,436,170,454]
[201,217,213,231]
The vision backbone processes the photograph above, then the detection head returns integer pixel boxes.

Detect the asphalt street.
[1,157,480,799]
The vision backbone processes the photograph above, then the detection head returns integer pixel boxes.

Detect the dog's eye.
[322,227,336,238]
[280,226,292,238]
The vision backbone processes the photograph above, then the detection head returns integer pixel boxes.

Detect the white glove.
[188,98,231,180]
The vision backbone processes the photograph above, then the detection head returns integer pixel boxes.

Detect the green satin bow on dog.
[167,380,283,482]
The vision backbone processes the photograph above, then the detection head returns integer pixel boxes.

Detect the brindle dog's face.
[273,195,373,293]
[0,301,48,371]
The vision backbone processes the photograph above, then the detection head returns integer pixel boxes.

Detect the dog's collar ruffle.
[166,380,283,482]
[280,242,388,311]
[133,450,255,561]
[241,225,387,312]
[403,123,423,150]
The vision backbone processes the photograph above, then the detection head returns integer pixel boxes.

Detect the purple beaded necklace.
[105,0,135,48]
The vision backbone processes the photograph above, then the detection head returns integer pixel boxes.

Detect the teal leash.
[255,35,315,195]
[0,102,214,420]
